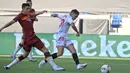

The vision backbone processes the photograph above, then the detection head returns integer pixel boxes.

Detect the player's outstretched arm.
[32,10,47,17]
[0,20,16,32]
[51,14,64,19]
[71,23,80,36]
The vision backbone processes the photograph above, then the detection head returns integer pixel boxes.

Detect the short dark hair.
[71,9,79,15]
[22,3,30,8]
[26,0,32,2]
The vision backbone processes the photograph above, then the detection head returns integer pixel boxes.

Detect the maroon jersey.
[13,13,35,39]
[29,8,36,24]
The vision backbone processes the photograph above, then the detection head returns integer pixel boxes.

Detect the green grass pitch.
[0,56,130,73]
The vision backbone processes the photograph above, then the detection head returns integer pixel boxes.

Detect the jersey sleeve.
[67,18,74,25]
[57,14,64,19]
[13,14,21,22]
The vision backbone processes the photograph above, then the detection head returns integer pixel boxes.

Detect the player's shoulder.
[15,13,23,18]
[17,13,22,16]
[62,14,69,19]
[65,14,72,19]
[64,14,69,17]
[65,14,72,20]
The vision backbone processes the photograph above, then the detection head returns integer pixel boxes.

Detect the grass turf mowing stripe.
[0,54,130,60]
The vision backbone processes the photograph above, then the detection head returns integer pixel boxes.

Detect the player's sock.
[18,55,25,61]
[44,52,57,68]
[72,53,80,65]
[45,53,57,63]
[13,43,23,56]
[6,58,20,68]
[29,50,37,62]
[46,57,57,68]
[29,50,33,59]
[6,55,25,68]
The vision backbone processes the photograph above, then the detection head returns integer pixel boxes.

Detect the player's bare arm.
[32,10,47,17]
[0,20,16,32]
[51,14,58,17]
[71,23,80,36]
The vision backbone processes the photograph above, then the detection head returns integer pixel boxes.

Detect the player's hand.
[76,32,80,36]
[41,10,47,14]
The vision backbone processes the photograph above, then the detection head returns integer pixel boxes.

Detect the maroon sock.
[44,52,51,58]
[18,55,25,61]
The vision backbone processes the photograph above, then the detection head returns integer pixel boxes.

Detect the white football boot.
[77,63,87,70]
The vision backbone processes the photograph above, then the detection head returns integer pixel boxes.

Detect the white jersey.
[56,14,74,35]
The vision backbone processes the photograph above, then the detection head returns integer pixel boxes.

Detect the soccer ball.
[100,64,111,73]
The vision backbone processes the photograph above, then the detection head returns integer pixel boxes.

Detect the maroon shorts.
[23,36,45,52]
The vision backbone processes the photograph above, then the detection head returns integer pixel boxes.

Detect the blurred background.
[0,0,130,35]
[0,0,130,73]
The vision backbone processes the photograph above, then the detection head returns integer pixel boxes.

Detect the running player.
[39,9,87,70]
[11,0,37,62]
[0,3,64,71]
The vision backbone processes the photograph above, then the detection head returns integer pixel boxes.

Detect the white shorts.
[55,33,73,47]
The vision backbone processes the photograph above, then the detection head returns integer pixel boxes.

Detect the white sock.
[46,57,57,68]
[29,50,33,59]
[7,58,20,68]
[13,44,22,56]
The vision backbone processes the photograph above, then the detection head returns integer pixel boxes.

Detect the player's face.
[22,6,31,15]
[71,12,79,20]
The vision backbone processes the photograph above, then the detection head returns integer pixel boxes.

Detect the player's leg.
[53,35,66,58]
[107,70,110,73]
[4,49,30,69]
[28,48,37,62]
[11,39,24,60]
[39,46,65,71]
[34,36,65,71]
[66,40,87,70]
[39,46,64,68]
[39,35,65,68]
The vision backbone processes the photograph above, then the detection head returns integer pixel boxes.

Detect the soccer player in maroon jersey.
[10,0,38,62]
[0,3,64,71]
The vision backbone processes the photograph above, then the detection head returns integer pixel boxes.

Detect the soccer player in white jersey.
[39,9,87,70]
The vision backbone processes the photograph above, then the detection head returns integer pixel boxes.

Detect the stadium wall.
[0,15,130,35]
[0,0,130,12]
[0,33,130,58]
